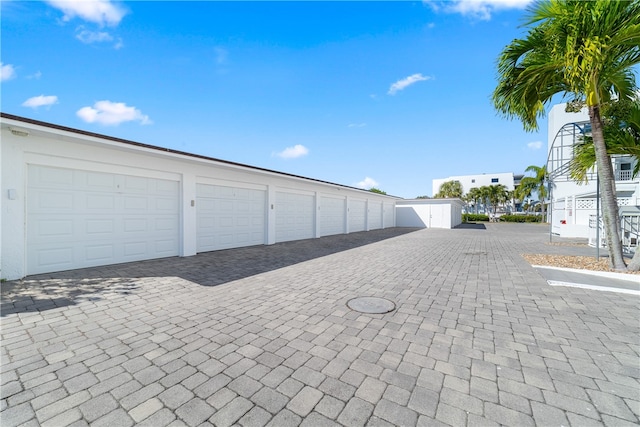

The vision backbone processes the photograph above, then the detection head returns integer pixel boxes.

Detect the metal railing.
[589,213,639,254]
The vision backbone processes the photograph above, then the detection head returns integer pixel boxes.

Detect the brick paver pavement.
[1,223,639,426]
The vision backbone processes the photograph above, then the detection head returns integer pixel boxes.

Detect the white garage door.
[320,196,345,237]
[197,184,266,252]
[276,191,314,242]
[27,165,180,275]
[369,201,382,230]
[384,202,395,228]
[349,199,367,232]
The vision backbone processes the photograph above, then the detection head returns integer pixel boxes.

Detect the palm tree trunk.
[628,247,640,270]
[589,105,626,270]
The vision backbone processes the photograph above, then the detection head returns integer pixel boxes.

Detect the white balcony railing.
[575,197,634,209]
[616,169,633,181]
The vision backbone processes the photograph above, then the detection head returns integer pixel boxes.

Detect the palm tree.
[435,180,463,198]
[492,0,640,270]
[478,186,492,214]
[570,100,640,183]
[570,100,640,269]
[466,187,483,214]
[516,165,548,221]
[487,184,509,216]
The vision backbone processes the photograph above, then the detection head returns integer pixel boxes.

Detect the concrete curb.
[532,264,640,283]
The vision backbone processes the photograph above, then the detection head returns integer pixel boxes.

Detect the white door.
[27,165,180,275]
[384,202,395,228]
[429,205,447,228]
[369,201,382,230]
[349,199,367,232]
[196,184,266,251]
[320,196,345,236]
[275,191,314,242]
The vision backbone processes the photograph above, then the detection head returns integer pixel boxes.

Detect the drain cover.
[347,297,396,314]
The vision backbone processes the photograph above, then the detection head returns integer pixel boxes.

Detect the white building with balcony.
[432,172,522,214]
[432,172,519,197]
[546,103,639,250]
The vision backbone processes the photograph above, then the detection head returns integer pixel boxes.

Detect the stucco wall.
[395,199,464,229]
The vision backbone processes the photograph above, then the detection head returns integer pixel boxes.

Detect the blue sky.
[2,0,551,198]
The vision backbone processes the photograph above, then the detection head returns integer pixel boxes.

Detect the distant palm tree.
[466,187,483,214]
[435,180,463,198]
[493,0,640,270]
[516,165,548,220]
[486,184,509,216]
[478,186,492,214]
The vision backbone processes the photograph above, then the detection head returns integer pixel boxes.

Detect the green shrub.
[463,214,490,222]
[499,214,542,223]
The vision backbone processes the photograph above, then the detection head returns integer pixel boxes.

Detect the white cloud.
[275,144,309,159]
[22,95,59,108]
[26,71,42,80]
[348,123,366,128]
[1,63,16,82]
[214,47,228,65]
[77,100,152,126]
[388,73,431,95]
[527,141,543,150]
[426,0,532,20]
[76,27,113,44]
[356,177,379,190]
[47,0,127,26]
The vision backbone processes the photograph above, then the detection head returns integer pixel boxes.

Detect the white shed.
[1,113,398,280]
[395,199,464,229]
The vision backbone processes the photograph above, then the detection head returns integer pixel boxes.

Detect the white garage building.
[395,199,464,229]
[1,114,398,280]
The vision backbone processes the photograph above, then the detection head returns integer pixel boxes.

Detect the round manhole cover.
[347,297,396,314]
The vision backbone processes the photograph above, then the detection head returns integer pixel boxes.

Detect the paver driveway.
[1,223,639,426]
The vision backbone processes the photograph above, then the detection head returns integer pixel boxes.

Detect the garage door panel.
[219,200,234,212]
[155,197,178,212]
[219,216,234,228]
[123,175,148,191]
[86,244,114,261]
[33,247,74,270]
[122,196,146,210]
[32,165,73,187]
[155,239,177,254]
[196,183,266,252]
[30,191,74,211]
[27,165,180,275]
[37,219,74,237]
[87,194,117,210]
[155,218,176,232]
[156,179,179,194]
[86,219,114,235]
[124,218,147,232]
[123,241,146,257]
[87,172,115,188]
